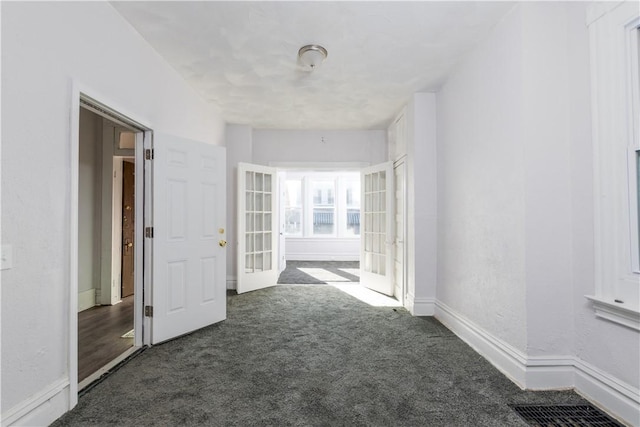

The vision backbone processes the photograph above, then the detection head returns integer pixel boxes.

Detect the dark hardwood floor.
[78,296,134,382]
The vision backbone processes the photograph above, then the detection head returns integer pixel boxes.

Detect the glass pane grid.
[243,172,274,274]
[363,171,387,275]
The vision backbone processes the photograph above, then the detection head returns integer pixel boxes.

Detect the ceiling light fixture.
[298,44,328,70]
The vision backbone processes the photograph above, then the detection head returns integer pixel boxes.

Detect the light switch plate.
[1,245,13,270]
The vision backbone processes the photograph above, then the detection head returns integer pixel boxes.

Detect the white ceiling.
[111,1,515,130]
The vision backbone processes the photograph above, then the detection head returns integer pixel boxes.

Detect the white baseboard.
[524,355,575,390]
[434,300,640,426]
[1,378,69,427]
[226,278,237,290]
[574,358,640,427]
[435,300,528,387]
[409,297,436,316]
[77,288,96,312]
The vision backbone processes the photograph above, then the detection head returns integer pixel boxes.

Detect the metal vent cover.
[510,404,623,426]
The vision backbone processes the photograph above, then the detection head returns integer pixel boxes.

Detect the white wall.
[285,238,360,261]
[436,3,527,352]
[405,93,438,316]
[435,2,639,424]
[78,109,103,311]
[521,2,576,359]
[225,125,253,288]
[1,2,225,425]
[252,129,387,167]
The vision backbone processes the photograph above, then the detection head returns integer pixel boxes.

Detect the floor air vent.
[510,404,623,426]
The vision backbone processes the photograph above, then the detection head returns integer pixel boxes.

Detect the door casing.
[70,87,148,408]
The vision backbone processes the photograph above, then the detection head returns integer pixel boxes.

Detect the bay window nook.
[283,171,361,261]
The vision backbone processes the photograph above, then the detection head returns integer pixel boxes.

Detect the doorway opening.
[238,162,406,308]
[76,101,144,388]
[279,169,360,281]
[278,170,361,286]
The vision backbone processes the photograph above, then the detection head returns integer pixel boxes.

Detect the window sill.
[585,295,640,331]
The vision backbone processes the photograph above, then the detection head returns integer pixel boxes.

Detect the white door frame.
[393,157,408,307]
[98,122,136,306]
[69,85,148,408]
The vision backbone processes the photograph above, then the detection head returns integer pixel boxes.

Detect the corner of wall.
[405,92,438,306]
[434,299,639,426]
[226,277,237,291]
[406,294,436,316]
[77,289,96,312]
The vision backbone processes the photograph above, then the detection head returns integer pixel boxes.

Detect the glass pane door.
[237,163,279,293]
[360,162,394,296]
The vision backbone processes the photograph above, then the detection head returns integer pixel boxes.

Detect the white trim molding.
[574,358,640,427]
[435,301,529,387]
[226,277,237,290]
[407,297,436,316]
[1,378,70,427]
[524,356,576,390]
[586,295,640,331]
[434,300,640,426]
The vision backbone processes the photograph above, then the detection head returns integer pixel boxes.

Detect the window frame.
[586,2,640,330]
[283,171,361,239]
[283,178,303,237]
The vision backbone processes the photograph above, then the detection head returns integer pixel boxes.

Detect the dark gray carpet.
[54,285,587,426]
[277,261,360,284]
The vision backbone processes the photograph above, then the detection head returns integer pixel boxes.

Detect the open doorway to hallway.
[76,106,139,385]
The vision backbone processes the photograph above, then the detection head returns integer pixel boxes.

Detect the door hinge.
[145,149,154,160]
[144,305,153,317]
[145,227,154,238]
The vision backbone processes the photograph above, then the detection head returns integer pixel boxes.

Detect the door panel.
[121,160,135,297]
[150,134,226,344]
[237,163,278,294]
[361,162,394,295]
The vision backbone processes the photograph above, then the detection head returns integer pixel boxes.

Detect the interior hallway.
[55,286,607,426]
[78,296,134,382]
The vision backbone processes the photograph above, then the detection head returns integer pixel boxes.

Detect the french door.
[237,163,279,293]
[360,162,395,295]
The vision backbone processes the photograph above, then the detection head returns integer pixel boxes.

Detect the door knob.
[219,240,227,247]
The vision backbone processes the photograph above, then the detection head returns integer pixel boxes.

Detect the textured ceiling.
[111,1,514,130]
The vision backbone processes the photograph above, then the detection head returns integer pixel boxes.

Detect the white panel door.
[151,134,226,344]
[361,162,395,295]
[237,163,279,294]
